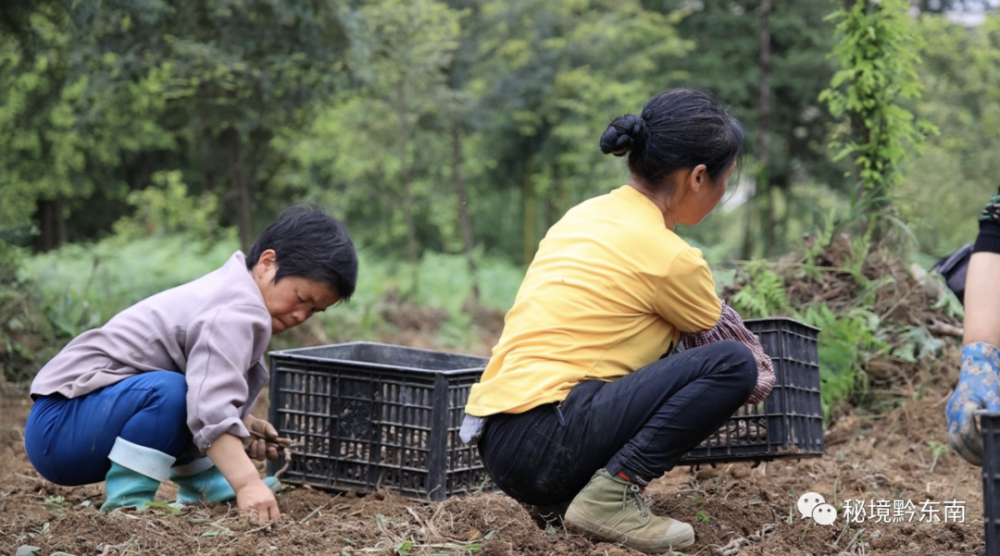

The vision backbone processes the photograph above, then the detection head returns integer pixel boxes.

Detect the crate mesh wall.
[678,317,824,464]
[268,343,490,501]
[271,319,822,500]
[982,412,1000,556]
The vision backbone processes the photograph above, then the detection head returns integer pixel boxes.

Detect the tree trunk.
[204,126,216,194]
[229,128,252,252]
[758,0,773,256]
[523,172,537,266]
[56,197,67,246]
[451,124,479,302]
[141,153,152,188]
[741,189,756,260]
[34,199,58,253]
[396,79,419,293]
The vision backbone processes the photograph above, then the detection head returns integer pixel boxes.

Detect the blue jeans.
[476,341,757,506]
[25,371,192,486]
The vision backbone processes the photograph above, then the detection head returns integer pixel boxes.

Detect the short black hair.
[600,88,744,194]
[246,207,358,300]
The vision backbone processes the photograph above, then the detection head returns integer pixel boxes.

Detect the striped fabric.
[679,304,776,405]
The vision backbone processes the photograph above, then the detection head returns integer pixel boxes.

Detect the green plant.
[820,0,936,217]
[796,303,886,421]
[43,292,101,340]
[24,235,239,330]
[0,240,60,383]
[112,171,234,244]
[696,509,710,523]
[729,261,791,319]
[890,325,943,363]
[141,501,181,516]
[928,440,950,473]
[41,496,66,515]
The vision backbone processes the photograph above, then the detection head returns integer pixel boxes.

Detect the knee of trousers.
[137,371,188,422]
[712,340,758,396]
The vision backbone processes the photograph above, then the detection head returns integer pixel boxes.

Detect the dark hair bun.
[599,114,647,157]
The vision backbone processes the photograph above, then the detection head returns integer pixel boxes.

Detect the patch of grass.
[22,235,526,368]
[41,496,66,515]
[928,440,950,473]
[23,234,239,331]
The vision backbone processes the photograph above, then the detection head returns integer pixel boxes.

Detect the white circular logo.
[812,503,838,525]
[797,492,826,519]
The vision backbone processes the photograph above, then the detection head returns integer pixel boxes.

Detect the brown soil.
[0,245,984,556]
[0,370,986,556]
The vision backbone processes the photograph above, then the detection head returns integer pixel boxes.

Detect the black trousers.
[476,340,757,506]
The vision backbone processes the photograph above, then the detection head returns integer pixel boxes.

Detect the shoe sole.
[563,505,695,553]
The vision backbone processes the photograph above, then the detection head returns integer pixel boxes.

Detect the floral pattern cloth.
[980,186,1000,224]
[679,304,776,405]
[946,341,1000,466]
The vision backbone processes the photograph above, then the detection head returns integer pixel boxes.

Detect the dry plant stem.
[426,503,446,540]
[949,466,962,500]
[715,536,749,556]
[405,506,434,542]
[927,320,963,337]
[274,447,293,480]
[299,498,337,524]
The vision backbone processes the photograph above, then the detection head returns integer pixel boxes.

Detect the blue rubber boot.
[100,437,175,512]
[171,459,281,504]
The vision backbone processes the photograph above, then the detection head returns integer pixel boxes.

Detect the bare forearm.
[205,433,260,491]
[963,252,1000,347]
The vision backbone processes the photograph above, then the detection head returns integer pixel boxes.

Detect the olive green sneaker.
[564,469,695,553]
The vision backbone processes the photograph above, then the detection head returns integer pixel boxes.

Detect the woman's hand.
[946,342,1000,466]
[234,477,282,521]
[206,433,281,521]
[243,415,291,461]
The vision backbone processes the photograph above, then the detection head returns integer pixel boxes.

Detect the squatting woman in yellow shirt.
[463,88,775,554]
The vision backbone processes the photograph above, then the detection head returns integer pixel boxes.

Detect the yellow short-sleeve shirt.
[464,185,722,416]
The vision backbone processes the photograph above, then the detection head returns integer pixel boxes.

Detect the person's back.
[467,185,719,415]
[31,252,270,402]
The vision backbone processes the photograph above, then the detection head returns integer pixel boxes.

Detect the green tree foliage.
[901,14,1000,255]
[1,0,348,251]
[650,0,843,257]
[820,0,936,226]
[276,0,691,266]
[89,0,348,250]
[112,171,233,243]
[466,0,692,263]
[274,0,468,298]
[0,5,173,247]
[1,0,993,272]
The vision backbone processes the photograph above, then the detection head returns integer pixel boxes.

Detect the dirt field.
[0,373,987,556]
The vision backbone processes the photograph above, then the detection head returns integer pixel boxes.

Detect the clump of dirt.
[725,238,965,423]
[645,393,983,555]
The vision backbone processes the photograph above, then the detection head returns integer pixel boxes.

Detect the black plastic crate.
[981,411,1000,556]
[677,317,824,464]
[267,342,490,501]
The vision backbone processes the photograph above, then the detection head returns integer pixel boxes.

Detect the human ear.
[689,164,709,192]
[255,249,278,279]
